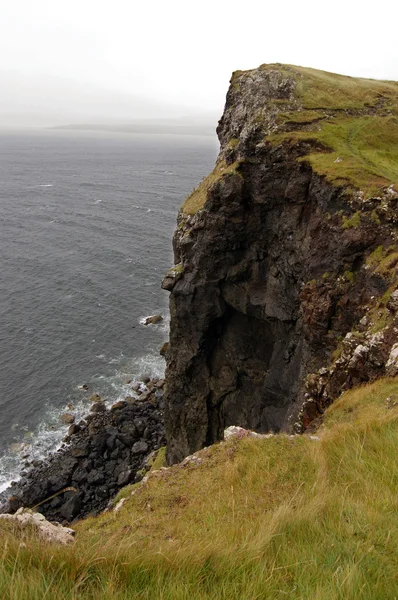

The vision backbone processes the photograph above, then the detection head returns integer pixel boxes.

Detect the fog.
[0,71,218,129]
[1,0,397,129]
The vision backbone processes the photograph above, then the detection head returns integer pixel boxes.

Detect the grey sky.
[1,0,397,124]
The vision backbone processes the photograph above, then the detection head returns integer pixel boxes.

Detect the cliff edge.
[163,64,398,464]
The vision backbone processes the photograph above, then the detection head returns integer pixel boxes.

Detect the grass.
[181,160,241,215]
[342,212,361,229]
[2,378,398,598]
[247,64,398,197]
[182,64,398,215]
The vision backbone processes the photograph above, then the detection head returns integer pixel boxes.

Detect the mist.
[0,71,219,132]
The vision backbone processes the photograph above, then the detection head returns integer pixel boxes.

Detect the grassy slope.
[265,64,398,196]
[2,378,398,598]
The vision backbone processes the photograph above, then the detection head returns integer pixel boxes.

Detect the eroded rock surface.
[163,65,398,463]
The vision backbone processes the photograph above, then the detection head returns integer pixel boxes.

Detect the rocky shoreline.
[0,377,165,524]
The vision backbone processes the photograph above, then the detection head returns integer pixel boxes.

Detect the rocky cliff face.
[163,64,398,464]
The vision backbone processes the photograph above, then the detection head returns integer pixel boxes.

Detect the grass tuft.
[2,379,398,597]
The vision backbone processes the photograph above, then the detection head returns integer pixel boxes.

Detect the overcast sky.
[1,0,398,124]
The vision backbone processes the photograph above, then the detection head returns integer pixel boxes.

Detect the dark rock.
[134,418,146,436]
[87,470,105,485]
[111,401,127,411]
[71,447,89,458]
[8,495,22,513]
[96,487,109,500]
[117,470,133,487]
[160,342,169,357]
[0,395,165,523]
[68,423,81,436]
[163,64,398,463]
[132,440,149,454]
[140,374,151,384]
[137,390,152,403]
[60,493,81,521]
[124,396,137,404]
[90,402,106,413]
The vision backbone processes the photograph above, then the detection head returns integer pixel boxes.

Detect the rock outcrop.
[163,64,398,463]
[0,508,75,544]
[0,385,165,523]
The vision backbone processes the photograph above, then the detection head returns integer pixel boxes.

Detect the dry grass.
[2,378,398,598]
[181,160,241,215]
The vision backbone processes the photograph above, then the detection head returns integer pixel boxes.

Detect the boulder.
[159,342,169,356]
[89,393,103,403]
[387,290,398,312]
[60,493,82,522]
[90,402,106,413]
[117,470,133,486]
[111,401,127,411]
[61,413,75,425]
[0,509,75,544]
[144,315,163,325]
[123,396,137,404]
[132,440,149,455]
[67,423,81,436]
[386,344,398,376]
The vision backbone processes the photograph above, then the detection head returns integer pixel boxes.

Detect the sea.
[0,129,218,492]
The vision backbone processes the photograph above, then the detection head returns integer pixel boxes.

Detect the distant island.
[51,121,216,137]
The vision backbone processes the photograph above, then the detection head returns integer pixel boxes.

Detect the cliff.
[163,64,398,463]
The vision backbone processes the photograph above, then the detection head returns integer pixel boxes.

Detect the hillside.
[1,64,398,599]
[1,378,398,598]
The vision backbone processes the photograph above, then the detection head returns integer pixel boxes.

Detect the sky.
[1,0,398,125]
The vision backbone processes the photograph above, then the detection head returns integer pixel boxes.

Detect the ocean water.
[0,129,218,491]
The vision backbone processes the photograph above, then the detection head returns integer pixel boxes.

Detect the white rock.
[0,508,75,544]
[224,425,274,440]
[114,498,127,513]
[386,344,398,376]
[348,344,369,369]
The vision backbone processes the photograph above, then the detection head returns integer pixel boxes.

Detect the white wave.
[0,347,166,495]
[38,184,53,187]
[0,478,18,494]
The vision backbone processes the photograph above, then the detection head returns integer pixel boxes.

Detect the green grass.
[342,212,361,229]
[182,160,241,215]
[251,64,398,196]
[2,378,398,598]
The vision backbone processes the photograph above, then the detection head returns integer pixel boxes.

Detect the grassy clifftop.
[183,65,398,214]
[2,377,398,598]
[264,64,398,196]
